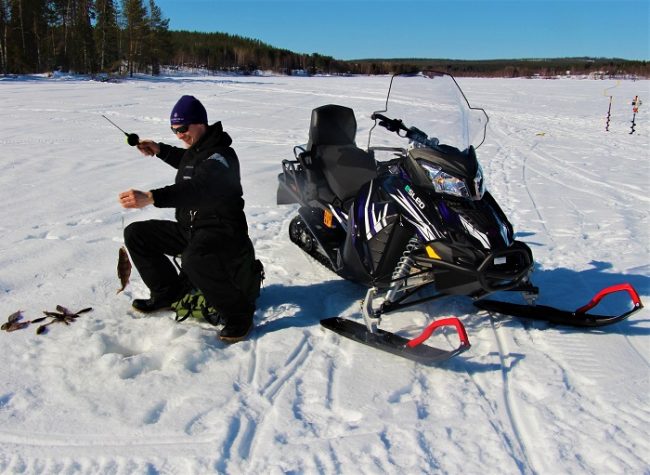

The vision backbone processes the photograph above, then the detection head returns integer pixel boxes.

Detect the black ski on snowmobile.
[475,283,643,327]
[320,316,470,364]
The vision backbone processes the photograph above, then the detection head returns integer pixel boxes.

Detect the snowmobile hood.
[409,145,479,181]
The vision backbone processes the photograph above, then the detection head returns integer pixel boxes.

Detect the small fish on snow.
[117,246,132,294]
[2,310,24,331]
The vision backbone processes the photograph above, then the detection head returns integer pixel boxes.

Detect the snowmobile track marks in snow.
[487,314,539,475]
[222,331,316,472]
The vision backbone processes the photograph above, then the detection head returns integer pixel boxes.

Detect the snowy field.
[0,74,648,474]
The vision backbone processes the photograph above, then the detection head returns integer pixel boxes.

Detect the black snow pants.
[124,220,258,319]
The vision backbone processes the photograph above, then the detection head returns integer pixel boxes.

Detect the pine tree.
[70,0,96,73]
[8,0,48,72]
[45,0,68,71]
[121,0,146,76]
[0,0,8,73]
[144,0,167,75]
[94,0,119,71]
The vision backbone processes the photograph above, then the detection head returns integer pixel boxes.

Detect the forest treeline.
[0,0,170,75]
[1,0,647,78]
[350,57,649,78]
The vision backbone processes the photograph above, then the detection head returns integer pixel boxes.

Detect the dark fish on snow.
[117,246,132,294]
[2,311,30,332]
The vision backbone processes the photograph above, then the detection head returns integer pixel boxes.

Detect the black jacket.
[150,122,248,237]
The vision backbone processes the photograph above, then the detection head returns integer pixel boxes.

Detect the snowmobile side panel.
[277,174,300,205]
[277,160,305,205]
[320,317,470,364]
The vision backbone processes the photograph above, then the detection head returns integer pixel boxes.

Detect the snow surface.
[0,74,648,475]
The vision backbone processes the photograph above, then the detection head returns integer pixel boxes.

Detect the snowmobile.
[276,72,643,364]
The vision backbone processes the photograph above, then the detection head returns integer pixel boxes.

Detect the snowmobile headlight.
[420,163,471,199]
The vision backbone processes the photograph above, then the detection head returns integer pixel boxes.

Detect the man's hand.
[119,189,154,209]
[136,140,160,157]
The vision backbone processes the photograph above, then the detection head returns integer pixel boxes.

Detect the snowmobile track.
[488,315,539,475]
[215,331,315,472]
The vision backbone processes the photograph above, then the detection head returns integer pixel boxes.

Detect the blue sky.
[155,1,649,60]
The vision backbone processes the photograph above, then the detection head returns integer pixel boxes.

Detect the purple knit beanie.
[170,95,208,125]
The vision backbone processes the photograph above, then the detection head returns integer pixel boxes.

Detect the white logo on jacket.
[207,153,229,168]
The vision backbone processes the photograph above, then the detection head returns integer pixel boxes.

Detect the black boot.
[132,296,176,313]
[219,312,254,343]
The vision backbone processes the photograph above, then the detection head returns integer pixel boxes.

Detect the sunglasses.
[171,124,190,135]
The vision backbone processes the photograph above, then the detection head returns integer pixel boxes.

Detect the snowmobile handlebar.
[371,113,439,148]
[372,113,408,133]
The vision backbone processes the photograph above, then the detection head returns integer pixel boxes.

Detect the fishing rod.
[101,115,140,146]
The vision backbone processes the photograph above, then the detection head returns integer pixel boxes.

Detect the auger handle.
[575,283,643,314]
[406,317,470,349]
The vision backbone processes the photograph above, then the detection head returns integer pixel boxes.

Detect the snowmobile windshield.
[368,71,488,153]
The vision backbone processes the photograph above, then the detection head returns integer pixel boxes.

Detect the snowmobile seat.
[305,104,377,203]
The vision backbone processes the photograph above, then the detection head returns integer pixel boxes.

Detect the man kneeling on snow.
[118,95,262,343]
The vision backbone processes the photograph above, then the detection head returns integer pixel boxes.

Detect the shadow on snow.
[250,259,649,371]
